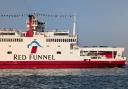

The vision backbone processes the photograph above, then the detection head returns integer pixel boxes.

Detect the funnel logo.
[27,39,42,53]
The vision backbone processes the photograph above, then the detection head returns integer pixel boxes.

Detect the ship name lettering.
[14,54,26,60]
[29,54,55,60]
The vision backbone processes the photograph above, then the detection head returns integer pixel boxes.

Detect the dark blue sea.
[0,65,128,89]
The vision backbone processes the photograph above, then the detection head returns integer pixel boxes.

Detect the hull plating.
[0,60,125,68]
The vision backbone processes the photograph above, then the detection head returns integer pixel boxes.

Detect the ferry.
[0,15,126,68]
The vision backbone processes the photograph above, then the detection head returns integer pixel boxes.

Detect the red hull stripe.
[0,61,125,68]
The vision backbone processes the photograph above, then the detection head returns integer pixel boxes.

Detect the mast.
[73,15,76,36]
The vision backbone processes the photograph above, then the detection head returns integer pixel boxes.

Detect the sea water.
[0,65,128,89]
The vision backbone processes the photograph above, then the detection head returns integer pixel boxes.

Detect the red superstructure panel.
[31,46,37,53]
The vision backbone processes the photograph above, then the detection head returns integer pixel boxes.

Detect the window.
[55,39,56,42]
[69,39,71,42]
[8,45,11,47]
[17,38,19,42]
[57,51,61,54]
[13,39,15,42]
[57,39,59,42]
[10,39,12,42]
[54,33,68,36]
[63,39,65,42]
[7,51,12,54]
[58,39,60,42]
[19,39,23,42]
[70,44,73,49]
[70,52,73,54]
[61,39,63,42]
[46,39,49,42]
[51,39,53,42]
[46,38,72,42]
[4,38,6,42]
[15,38,17,42]
[0,33,15,35]
[67,39,69,42]
[8,39,10,42]
[46,45,49,47]
[46,39,48,42]
[0,38,23,42]
[50,39,52,42]
[65,39,66,42]
[71,39,72,42]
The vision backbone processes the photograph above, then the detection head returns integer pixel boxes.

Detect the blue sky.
[0,0,128,56]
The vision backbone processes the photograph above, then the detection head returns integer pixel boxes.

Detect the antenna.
[0,12,73,18]
[73,15,76,36]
